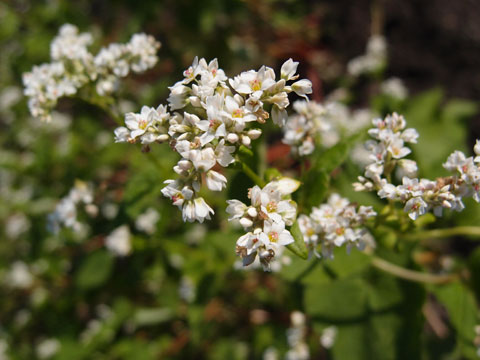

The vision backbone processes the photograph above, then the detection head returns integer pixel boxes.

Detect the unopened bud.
[247,207,258,218]
[241,135,251,147]
[227,133,239,143]
[158,134,169,142]
[239,217,253,228]
[178,160,192,171]
[85,204,99,217]
[247,129,262,140]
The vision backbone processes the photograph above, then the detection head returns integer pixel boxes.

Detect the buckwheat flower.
[127,33,160,73]
[381,77,408,100]
[124,106,156,139]
[214,139,235,167]
[404,197,428,220]
[224,95,257,125]
[229,66,276,96]
[281,58,300,81]
[114,126,130,143]
[5,261,33,289]
[228,178,299,270]
[182,197,214,223]
[226,199,248,220]
[474,140,480,163]
[259,220,294,251]
[36,338,60,359]
[291,79,313,99]
[190,147,217,172]
[320,326,338,349]
[135,208,160,234]
[205,170,227,191]
[50,24,93,62]
[105,225,131,256]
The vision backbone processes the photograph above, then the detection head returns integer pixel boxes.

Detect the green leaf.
[304,278,368,321]
[286,220,309,259]
[468,247,480,301]
[326,247,372,279]
[75,250,114,290]
[133,308,174,327]
[404,89,476,178]
[300,168,329,212]
[432,282,479,359]
[314,133,363,174]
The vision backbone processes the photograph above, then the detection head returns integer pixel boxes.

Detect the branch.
[404,226,480,241]
[371,256,457,284]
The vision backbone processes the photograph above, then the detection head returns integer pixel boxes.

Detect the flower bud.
[247,207,258,218]
[178,160,192,171]
[292,79,312,99]
[241,135,251,146]
[247,129,262,140]
[239,217,253,228]
[158,134,169,142]
[227,133,239,143]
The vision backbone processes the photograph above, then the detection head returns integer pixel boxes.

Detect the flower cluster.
[347,34,387,76]
[23,24,160,121]
[115,57,312,222]
[285,311,309,360]
[105,225,131,257]
[47,181,95,234]
[283,99,372,156]
[298,194,376,259]
[226,178,300,271]
[354,113,480,219]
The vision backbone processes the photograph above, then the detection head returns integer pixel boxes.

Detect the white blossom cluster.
[23,24,160,121]
[47,181,95,234]
[104,225,131,257]
[115,57,312,223]
[347,35,387,76]
[283,99,372,156]
[226,178,300,271]
[380,77,408,100]
[354,113,480,219]
[285,311,309,360]
[298,194,376,259]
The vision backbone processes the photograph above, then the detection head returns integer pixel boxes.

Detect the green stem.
[404,226,480,241]
[371,256,457,284]
[238,159,265,187]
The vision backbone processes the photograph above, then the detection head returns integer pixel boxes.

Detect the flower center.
[138,119,148,130]
[250,79,262,92]
[335,227,345,236]
[232,109,243,118]
[266,201,277,213]
[268,231,279,243]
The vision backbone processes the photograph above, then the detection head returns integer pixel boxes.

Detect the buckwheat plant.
[23,24,160,121]
[353,113,480,220]
[25,24,480,278]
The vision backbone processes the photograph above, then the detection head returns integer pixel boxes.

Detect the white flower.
[281,58,299,81]
[215,139,235,167]
[182,197,214,223]
[259,220,294,248]
[6,261,33,289]
[291,79,312,99]
[381,77,408,100]
[105,225,131,256]
[226,200,247,220]
[190,147,217,172]
[404,197,428,220]
[205,170,227,191]
[135,208,160,234]
[229,66,276,95]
